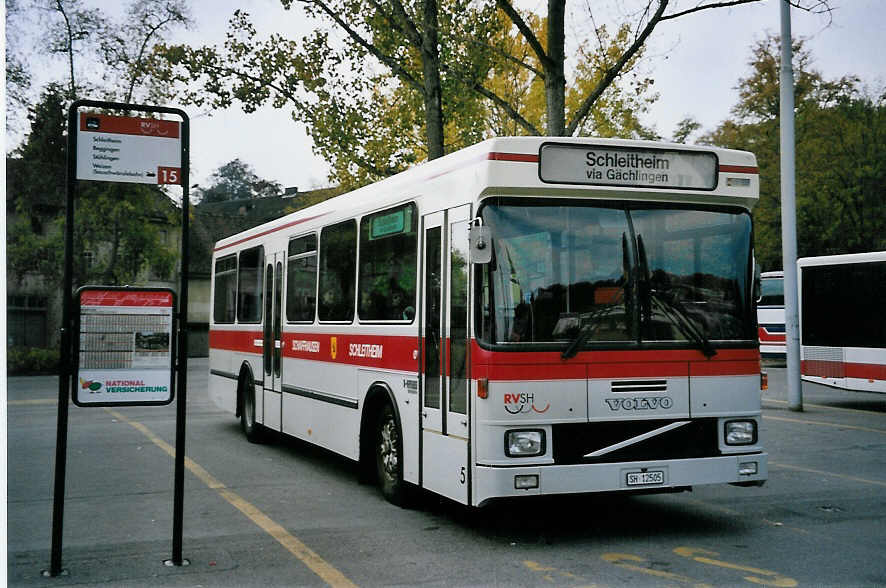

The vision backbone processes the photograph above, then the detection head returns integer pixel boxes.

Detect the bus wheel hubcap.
[380,418,398,478]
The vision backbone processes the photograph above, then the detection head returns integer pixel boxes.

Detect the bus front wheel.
[375,403,406,505]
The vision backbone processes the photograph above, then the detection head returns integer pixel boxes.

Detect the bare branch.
[125,7,188,104]
[661,0,833,22]
[465,34,545,79]
[496,0,553,70]
[472,82,542,136]
[296,0,424,94]
[566,0,668,135]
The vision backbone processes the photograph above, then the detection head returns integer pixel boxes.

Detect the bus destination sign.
[76,112,182,185]
[539,143,718,190]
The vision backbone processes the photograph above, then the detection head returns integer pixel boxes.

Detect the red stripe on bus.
[282,332,418,371]
[487,152,539,163]
[758,327,786,343]
[471,344,760,381]
[210,329,262,353]
[211,330,760,379]
[802,360,886,382]
[719,164,759,174]
[210,329,419,371]
[213,213,330,252]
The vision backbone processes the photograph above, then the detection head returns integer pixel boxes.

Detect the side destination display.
[539,142,718,190]
[73,287,176,406]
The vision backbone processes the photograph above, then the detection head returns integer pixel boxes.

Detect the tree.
[6,3,192,350]
[97,0,192,104]
[701,34,885,270]
[7,86,180,287]
[195,159,283,204]
[6,0,33,133]
[155,2,499,189]
[38,0,107,99]
[11,0,191,104]
[490,0,833,138]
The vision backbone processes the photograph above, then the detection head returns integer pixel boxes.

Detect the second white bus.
[757,271,786,359]
[798,251,886,393]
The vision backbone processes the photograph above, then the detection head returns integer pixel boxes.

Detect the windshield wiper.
[648,291,717,359]
[561,305,613,360]
[635,234,716,359]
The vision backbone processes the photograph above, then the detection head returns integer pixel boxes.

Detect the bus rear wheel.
[240,372,264,444]
[375,404,406,505]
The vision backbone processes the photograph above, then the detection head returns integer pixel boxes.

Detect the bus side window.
[318,220,357,322]
[213,254,237,324]
[237,246,264,323]
[358,203,418,321]
[286,234,318,322]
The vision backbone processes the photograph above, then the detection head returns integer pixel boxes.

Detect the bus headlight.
[725,420,757,445]
[505,430,545,457]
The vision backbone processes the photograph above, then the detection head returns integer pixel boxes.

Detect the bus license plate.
[626,471,664,486]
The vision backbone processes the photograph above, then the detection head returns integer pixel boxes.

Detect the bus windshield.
[759,276,784,306]
[478,199,754,349]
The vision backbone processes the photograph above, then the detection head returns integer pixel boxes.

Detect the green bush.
[8,347,60,375]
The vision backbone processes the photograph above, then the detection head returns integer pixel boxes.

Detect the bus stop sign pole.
[47,100,190,577]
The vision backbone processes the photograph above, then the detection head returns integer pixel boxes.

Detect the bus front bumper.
[474,453,768,507]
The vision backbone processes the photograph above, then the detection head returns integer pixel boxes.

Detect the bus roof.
[798,251,886,268]
[214,136,759,253]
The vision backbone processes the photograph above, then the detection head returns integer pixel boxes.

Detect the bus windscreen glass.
[759,276,784,306]
[802,261,886,348]
[479,200,754,348]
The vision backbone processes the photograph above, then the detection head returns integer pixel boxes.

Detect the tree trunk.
[544,0,566,136]
[421,0,444,159]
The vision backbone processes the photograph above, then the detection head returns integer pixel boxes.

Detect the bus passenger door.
[446,206,471,440]
[421,206,471,504]
[262,251,284,431]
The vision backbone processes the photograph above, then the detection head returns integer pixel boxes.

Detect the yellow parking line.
[601,553,711,587]
[105,408,357,588]
[674,547,797,587]
[770,461,886,488]
[763,414,886,435]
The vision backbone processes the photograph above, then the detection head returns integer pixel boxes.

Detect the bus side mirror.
[469,225,492,264]
[753,259,762,303]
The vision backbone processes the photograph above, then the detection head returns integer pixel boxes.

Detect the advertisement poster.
[74,288,175,406]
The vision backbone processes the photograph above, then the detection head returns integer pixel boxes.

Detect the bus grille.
[552,419,719,464]
[610,379,668,393]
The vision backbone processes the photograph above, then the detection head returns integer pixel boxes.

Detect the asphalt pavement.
[6,359,886,587]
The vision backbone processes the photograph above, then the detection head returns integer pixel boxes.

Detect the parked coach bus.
[757,271,786,359]
[798,251,886,393]
[209,137,768,507]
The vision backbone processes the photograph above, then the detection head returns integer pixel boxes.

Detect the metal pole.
[171,113,190,566]
[46,102,81,578]
[779,0,803,411]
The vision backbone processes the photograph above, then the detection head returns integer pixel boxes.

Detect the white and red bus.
[757,271,786,359]
[208,137,768,507]
[798,251,886,393]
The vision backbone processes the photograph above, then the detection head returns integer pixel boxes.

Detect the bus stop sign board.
[76,112,182,184]
[73,287,176,407]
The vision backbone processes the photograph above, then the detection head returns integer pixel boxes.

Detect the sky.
[7,0,886,193]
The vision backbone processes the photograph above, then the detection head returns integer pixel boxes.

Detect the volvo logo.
[605,396,673,411]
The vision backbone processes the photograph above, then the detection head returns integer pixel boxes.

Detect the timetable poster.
[75,288,175,406]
